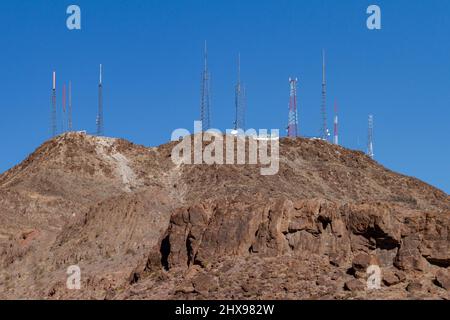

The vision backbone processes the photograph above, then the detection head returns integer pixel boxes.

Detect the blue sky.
[0,0,449,193]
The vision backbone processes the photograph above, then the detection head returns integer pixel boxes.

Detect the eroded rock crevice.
[160,235,171,271]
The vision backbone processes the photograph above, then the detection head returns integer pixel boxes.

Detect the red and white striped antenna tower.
[287,77,298,137]
[62,84,66,133]
[68,81,73,131]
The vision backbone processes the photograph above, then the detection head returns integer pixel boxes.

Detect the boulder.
[435,270,450,291]
[383,271,401,287]
[352,253,371,272]
[406,281,422,293]
[344,279,365,292]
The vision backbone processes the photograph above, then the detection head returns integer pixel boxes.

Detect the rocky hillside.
[0,132,448,300]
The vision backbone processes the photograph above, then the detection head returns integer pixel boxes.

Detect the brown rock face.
[435,270,450,291]
[382,270,404,287]
[352,254,372,272]
[406,282,423,293]
[344,279,366,292]
[0,132,449,300]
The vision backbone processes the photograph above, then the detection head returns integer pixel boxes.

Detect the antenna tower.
[367,114,374,159]
[97,64,104,136]
[68,81,73,131]
[51,71,57,137]
[62,84,66,133]
[234,53,245,130]
[287,77,298,137]
[321,49,328,140]
[200,41,211,131]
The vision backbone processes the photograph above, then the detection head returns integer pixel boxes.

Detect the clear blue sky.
[0,0,449,193]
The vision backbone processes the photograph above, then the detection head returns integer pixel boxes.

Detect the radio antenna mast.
[96,64,104,136]
[68,81,73,131]
[287,77,299,137]
[367,114,374,159]
[51,71,57,137]
[200,41,211,131]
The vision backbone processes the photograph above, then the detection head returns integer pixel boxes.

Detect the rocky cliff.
[0,132,448,299]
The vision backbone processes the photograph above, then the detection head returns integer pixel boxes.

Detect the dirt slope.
[0,132,448,300]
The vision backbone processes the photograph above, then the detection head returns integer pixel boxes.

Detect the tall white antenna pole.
[99,64,102,85]
[321,49,328,140]
[51,71,57,137]
[97,64,104,136]
[367,114,374,159]
[234,53,245,130]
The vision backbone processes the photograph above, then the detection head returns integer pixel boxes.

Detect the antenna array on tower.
[367,115,374,159]
[51,71,57,137]
[97,64,104,136]
[200,41,211,131]
[234,53,246,130]
[321,49,328,140]
[287,77,299,137]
